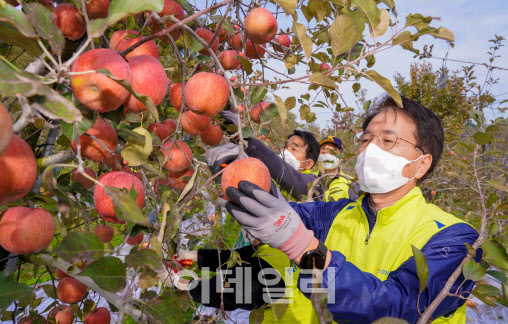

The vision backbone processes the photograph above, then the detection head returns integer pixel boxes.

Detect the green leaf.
[489,180,508,192]
[371,9,389,37]
[80,257,126,293]
[102,185,147,227]
[462,259,486,281]
[486,193,498,208]
[125,249,163,272]
[0,58,82,123]
[473,284,502,296]
[487,270,508,285]
[291,22,313,62]
[144,293,190,323]
[404,13,433,31]
[371,318,409,324]
[427,27,455,42]
[121,126,153,167]
[0,272,34,308]
[53,231,104,263]
[274,0,297,15]
[299,104,316,123]
[0,2,38,37]
[97,69,159,120]
[411,245,429,293]
[249,305,266,324]
[364,70,402,107]
[473,131,493,145]
[0,23,42,56]
[464,243,476,258]
[285,97,296,110]
[61,117,95,142]
[329,15,358,57]
[238,55,253,75]
[89,0,164,38]
[41,284,57,299]
[285,55,298,70]
[392,31,412,45]
[309,72,337,89]
[352,0,381,31]
[250,86,267,105]
[260,103,278,123]
[41,165,75,215]
[273,94,287,126]
[471,289,497,306]
[189,37,204,53]
[22,2,64,55]
[482,239,508,270]
[233,86,244,99]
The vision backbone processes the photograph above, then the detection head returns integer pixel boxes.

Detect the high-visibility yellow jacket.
[256,244,319,323]
[291,187,479,324]
[323,170,353,202]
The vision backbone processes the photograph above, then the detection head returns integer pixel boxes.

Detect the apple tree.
[1,0,502,323]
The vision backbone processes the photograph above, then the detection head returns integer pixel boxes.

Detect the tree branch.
[36,149,76,168]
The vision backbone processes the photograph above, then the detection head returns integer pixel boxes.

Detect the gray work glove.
[220,110,239,126]
[205,143,247,174]
[225,181,314,260]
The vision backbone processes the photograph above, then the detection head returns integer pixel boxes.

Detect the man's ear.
[415,154,433,180]
[303,159,314,170]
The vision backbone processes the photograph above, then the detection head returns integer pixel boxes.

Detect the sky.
[200,1,508,127]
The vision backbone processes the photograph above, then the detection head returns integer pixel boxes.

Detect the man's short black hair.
[287,130,320,164]
[362,95,444,184]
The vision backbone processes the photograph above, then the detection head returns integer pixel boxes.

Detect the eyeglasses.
[354,131,425,154]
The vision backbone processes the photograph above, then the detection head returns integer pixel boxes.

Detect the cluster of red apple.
[18,304,109,324]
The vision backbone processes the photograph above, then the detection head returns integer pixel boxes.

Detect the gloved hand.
[220,110,239,127]
[225,181,314,260]
[205,143,247,174]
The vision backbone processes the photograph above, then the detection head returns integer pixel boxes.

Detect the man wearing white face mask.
[317,136,358,201]
[225,95,480,324]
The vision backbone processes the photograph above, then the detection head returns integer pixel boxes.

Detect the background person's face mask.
[355,143,423,193]
[279,150,307,170]
[318,154,340,170]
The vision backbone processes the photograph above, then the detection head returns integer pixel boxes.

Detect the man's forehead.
[365,110,416,137]
[288,135,305,145]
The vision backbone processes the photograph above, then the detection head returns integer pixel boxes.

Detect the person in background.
[317,136,358,201]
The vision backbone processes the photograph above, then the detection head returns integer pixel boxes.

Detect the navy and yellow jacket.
[292,187,480,324]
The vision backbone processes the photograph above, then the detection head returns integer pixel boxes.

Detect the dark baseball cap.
[319,136,343,150]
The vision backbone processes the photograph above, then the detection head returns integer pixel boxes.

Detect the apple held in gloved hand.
[225,180,314,261]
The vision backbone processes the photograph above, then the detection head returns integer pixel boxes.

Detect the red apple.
[151,0,185,43]
[94,171,145,223]
[221,157,271,201]
[125,232,143,245]
[161,140,193,172]
[430,190,437,196]
[85,0,110,19]
[320,63,331,72]
[116,37,159,60]
[6,0,19,7]
[110,30,139,50]
[215,27,228,43]
[70,48,132,113]
[230,104,244,114]
[168,167,194,190]
[123,55,168,112]
[245,39,265,58]
[71,167,97,190]
[53,4,86,41]
[228,33,244,51]
[70,118,118,163]
[57,277,87,304]
[56,262,85,280]
[0,135,37,206]
[273,34,290,52]
[48,305,74,324]
[84,307,111,324]
[169,82,183,111]
[18,315,47,324]
[196,63,213,72]
[148,123,170,141]
[244,8,277,44]
[0,102,13,156]
[200,124,222,146]
[219,50,241,70]
[152,177,170,192]
[230,75,236,82]
[251,102,270,124]
[94,225,114,244]
[0,207,55,254]
[39,0,54,9]
[104,153,122,169]
[184,72,229,117]
[180,110,211,136]
[162,119,177,136]
[195,28,219,56]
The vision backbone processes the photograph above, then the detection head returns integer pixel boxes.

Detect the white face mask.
[278,150,310,171]
[318,154,340,170]
[355,143,423,194]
